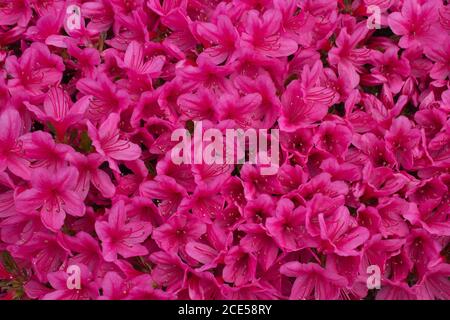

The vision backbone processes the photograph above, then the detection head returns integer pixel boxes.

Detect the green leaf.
[1,251,19,275]
[79,131,93,153]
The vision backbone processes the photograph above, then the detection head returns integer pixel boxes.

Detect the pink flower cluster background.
[0,0,449,300]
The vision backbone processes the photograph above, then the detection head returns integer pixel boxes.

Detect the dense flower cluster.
[0,0,449,300]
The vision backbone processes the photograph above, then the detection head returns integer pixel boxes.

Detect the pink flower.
[99,271,131,300]
[243,194,276,224]
[67,152,116,199]
[81,1,114,33]
[147,0,184,17]
[193,14,239,64]
[327,254,361,286]
[328,24,371,87]
[160,9,196,52]
[139,175,188,217]
[241,9,298,58]
[239,223,279,271]
[361,166,408,198]
[376,197,412,238]
[5,43,64,96]
[0,208,43,244]
[388,249,414,282]
[76,73,129,122]
[279,62,337,132]
[403,229,442,279]
[280,262,348,300]
[192,161,233,189]
[280,127,314,161]
[22,131,73,171]
[0,0,32,27]
[95,200,152,262]
[157,80,193,121]
[24,8,63,43]
[87,113,141,172]
[0,0,449,301]
[427,127,450,167]
[237,167,274,200]
[117,40,166,85]
[388,0,444,49]
[0,172,16,218]
[152,214,206,253]
[15,167,85,231]
[376,279,417,300]
[149,251,187,293]
[100,271,174,300]
[42,264,98,300]
[266,198,316,252]
[65,41,101,78]
[313,121,353,156]
[275,0,315,47]
[414,263,450,300]
[234,73,282,128]
[405,193,450,237]
[0,108,30,180]
[59,231,104,273]
[185,241,220,271]
[357,205,382,235]
[177,57,233,92]
[360,235,405,275]
[183,183,224,221]
[299,175,348,201]
[126,276,175,300]
[221,282,280,300]
[109,0,145,21]
[385,116,421,170]
[25,87,91,140]
[131,89,166,126]
[99,271,130,300]
[424,39,450,80]
[217,92,262,129]
[222,245,257,286]
[320,158,361,183]
[439,4,450,30]
[177,87,218,122]
[365,47,411,94]
[317,205,370,256]
[414,108,447,139]
[186,270,223,300]
[7,232,69,282]
[353,133,396,168]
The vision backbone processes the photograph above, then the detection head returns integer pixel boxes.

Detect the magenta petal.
[40,204,66,231]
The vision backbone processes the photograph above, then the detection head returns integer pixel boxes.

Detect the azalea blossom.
[95,200,152,262]
[0,0,448,302]
[388,0,445,49]
[87,113,141,172]
[15,167,85,231]
[25,87,91,140]
[0,109,30,180]
[280,262,348,300]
